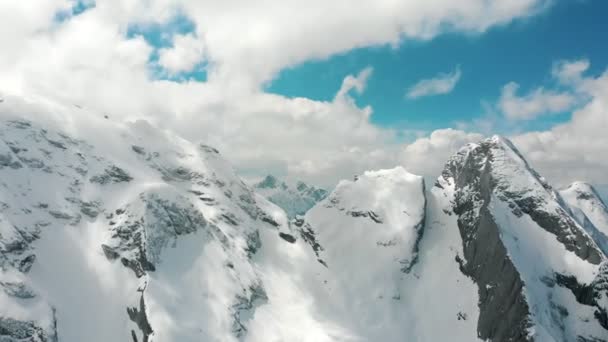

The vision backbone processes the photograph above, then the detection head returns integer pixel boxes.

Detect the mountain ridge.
[1,95,607,341]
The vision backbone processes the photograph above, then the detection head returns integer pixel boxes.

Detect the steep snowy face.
[307,167,426,272]
[560,182,608,256]
[0,96,310,342]
[295,167,429,339]
[254,175,328,218]
[438,136,608,341]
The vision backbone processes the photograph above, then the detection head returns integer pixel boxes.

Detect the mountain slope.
[297,167,483,341]
[560,181,608,256]
[438,136,607,341]
[2,95,608,341]
[0,95,328,342]
[254,175,328,218]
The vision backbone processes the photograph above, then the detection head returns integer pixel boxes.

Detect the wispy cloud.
[497,59,590,121]
[406,66,461,99]
[335,67,373,99]
[498,82,577,121]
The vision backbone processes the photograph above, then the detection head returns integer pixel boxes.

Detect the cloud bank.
[4,0,605,192]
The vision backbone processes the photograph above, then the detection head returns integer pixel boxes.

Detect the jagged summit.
[254,174,328,218]
[256,175,283,189]
[438,135,607,341]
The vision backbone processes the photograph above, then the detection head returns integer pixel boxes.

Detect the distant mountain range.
[253,175,328,218]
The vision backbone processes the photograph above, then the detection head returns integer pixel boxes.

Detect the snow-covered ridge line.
[0,95,304,342]
[1,94,608,341]
[439,135,607,341]
[560,181,608,257]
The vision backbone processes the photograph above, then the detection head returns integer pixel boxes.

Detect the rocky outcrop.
[440,136,606,341]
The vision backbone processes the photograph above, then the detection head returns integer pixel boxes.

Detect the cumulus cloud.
[399,129,484,180]
[0,0,554,186]
[498,82,577,120]
[406,66,462,99]
[552,59,590,85]
[494,59,594,121]
[511,62,608,187]
[158,33,205,74]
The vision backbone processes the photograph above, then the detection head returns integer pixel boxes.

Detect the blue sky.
[267,0,608,135]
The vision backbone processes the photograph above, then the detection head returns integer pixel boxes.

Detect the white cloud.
[400,129,484,180]
[552,59,590,85]
[158,33,205,74]
[511,64,608,187]
[335,67,373,100]
[0,0,554,186]
[494,59,594,121]
[498,82,577,120]
[406,66,462,99]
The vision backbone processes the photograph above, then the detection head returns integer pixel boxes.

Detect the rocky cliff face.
[1,95,608,342]
[438,136,607,341]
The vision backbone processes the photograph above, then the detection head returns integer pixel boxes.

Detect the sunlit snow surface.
[1,95,607,341]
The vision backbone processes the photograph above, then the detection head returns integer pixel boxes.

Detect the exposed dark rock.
[131,145,145,155]
[80,201,101,218]
[555,263,608,331]
[297,222,323,257]
[245,231,262,258]
[199,144,219,154]
[347,210,385,224]
[279,232,296,243]
[231,283,268,338]
[400,180,426,274]
[102,193,207,277]
[260,213,279,227]
[221,213,239,226]
[442,139,536,341]
[6,120,32,129]
[0,152,23,169]
[90,166,133,184]
[18,254,36,273]
[101,244,120,260]
[0,281,36,299]
[127,292,153,342]
[368,210,383,223]
[0,317,49,342]
[443,138,602,265]
[296,221,327,267]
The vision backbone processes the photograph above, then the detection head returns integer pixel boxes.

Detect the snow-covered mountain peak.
[437,135,607,341]
[292,166,436,340]
[563,181,607,203]
[255,175,283,189]
[326,166,424,229]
